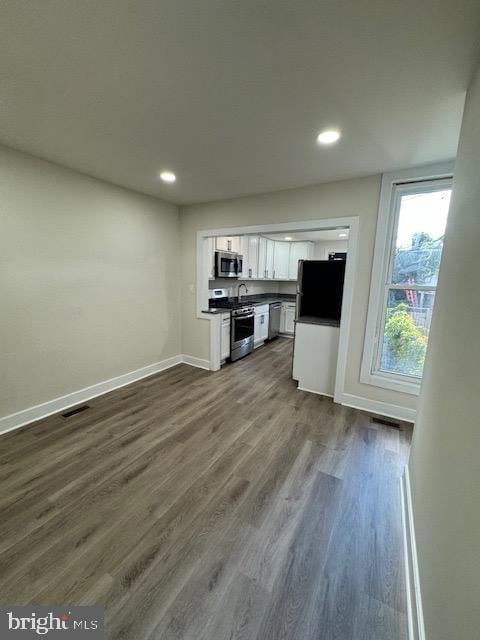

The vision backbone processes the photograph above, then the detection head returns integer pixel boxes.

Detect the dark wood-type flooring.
[0,338,412,639]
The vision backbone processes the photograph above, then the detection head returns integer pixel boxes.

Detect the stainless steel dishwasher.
[268,302,281,340]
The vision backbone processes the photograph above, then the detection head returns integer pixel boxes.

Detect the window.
[361,165,453,395]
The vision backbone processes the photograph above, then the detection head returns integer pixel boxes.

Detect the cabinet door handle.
[264,269,267,278]
[249,268,252,278]
[273,270,276,279]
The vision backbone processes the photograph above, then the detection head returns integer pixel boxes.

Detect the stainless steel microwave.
[215,251,243,278]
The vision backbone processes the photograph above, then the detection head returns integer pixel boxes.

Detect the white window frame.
[361,162,454,395]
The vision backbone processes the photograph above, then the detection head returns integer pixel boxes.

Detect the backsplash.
[278,281,297,295]
[209,279,281,297]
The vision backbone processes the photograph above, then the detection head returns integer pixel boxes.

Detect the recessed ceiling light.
[339,233,347,237]
[317,129,341,145]
[284,236,293,241]
[159,170,176,183]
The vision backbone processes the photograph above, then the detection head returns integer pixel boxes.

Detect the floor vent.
[371,416,400,428]
[62,405,90,418]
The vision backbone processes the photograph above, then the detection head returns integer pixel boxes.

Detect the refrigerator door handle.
[295,293,302,319]
[296,259,304,319]
[297,260,304,292]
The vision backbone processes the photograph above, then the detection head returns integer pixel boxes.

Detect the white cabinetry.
[258,237,275,279]
[240,236,259,279]
[215,236,241,252]
[220,313,231,361]
[266,239,275,279]
[280,301,296,335]
[288,242,313,279]
[208,236,312,282]
[273,242,290,280]
[248,236,259,279]
[285,304,296,334]
[254,304,269,347]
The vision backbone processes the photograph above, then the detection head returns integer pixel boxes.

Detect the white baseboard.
[0,354,211,436]
[180,354,211,370]
[339,392,416,423]
[297,386,334,398]
[401,465,425,640]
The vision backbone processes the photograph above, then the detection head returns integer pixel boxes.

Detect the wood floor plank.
[0,338,412,639]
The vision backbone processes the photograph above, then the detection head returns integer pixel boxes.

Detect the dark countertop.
[201,308,231,315]
[231,293,296,305]
[203,293,296,314]
[250,297,295,306]
[295,315,340,328]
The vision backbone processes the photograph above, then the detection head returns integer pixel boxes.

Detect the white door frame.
[196,216,359,404]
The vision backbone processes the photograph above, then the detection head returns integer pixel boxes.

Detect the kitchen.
[203,229,349,396]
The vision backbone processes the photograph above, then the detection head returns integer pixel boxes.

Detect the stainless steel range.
[209,289,255,362]
[230,305,255,361]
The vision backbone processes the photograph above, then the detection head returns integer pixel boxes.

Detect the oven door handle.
[234,313,255,320]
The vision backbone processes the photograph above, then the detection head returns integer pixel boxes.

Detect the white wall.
[312,239,348,259]
[278,281,297,295]
[407,66,480,639]
[179,174,416,413]
[0,146,180,418]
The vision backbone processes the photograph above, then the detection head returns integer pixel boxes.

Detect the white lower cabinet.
[220,313,231,361]
[280,302,296,335]
[285,305,296,334]
[254,304,269,347]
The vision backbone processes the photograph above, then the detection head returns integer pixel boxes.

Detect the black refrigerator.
[296,260,346,324]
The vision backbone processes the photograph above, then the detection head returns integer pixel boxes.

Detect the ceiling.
[1,1,479,205]
[265,230,349,242]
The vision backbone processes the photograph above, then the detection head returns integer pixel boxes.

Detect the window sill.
[360,370,421,396]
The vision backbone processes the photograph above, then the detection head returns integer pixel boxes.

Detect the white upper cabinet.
[273,242,290,280]
[240,235,259,279]
[247,236,259,279]
[258,237,274,279]
[266,239,275,279]
[288,242,313,279]
[258,237,267,279]
[239,236,249,277]
[215,236,241,252]
[209,236,313,282]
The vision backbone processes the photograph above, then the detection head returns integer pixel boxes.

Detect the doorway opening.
[196,217,359,405]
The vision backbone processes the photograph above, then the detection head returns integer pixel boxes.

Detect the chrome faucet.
[237,283,248,300]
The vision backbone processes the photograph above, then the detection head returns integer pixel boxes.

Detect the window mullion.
[373,284,391,374]
[389,284,437,292]
[385,187,403,287]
